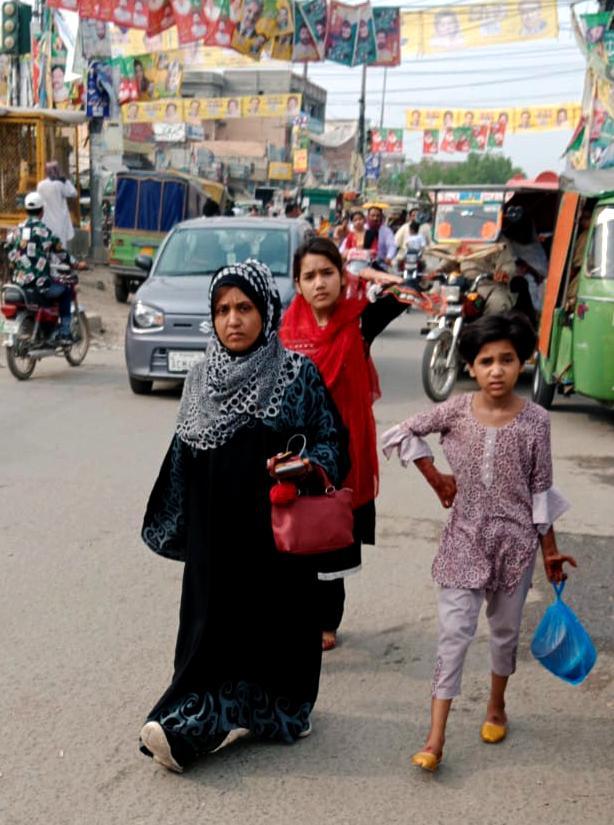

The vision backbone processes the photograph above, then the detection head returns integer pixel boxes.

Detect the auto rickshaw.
[0,107,84,281]
[417,175,561,401]
[109,170,227,302]
[532,169,614,409]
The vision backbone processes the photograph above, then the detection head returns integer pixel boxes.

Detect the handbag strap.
[286,433,307,457]
[312,464,336,493]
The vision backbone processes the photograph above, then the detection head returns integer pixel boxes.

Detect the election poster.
[422,129,439,155]
[325,2,359,67]
[353,3,377,66]
[370,7,400,67]
[401,3,559,58]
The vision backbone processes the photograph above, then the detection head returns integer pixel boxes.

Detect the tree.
[379,153,526,193]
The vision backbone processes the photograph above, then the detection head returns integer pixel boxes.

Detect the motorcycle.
[1,263,90,380]
[403,248,424,281]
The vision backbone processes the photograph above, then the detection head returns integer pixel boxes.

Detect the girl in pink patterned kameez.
[383,313,576,773]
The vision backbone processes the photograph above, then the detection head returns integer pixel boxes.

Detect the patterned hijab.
[176,259,303,451]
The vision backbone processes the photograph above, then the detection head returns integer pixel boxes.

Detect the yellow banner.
[123,99,186,123]
[123,94,303,123]
[406,105,581,133]
[242,93,302,117]
[292,148,309,174]
[268,161,294,181]
[401,4,559,57]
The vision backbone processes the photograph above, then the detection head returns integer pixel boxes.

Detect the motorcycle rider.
[395,220,427,273]
[6,192,74,344]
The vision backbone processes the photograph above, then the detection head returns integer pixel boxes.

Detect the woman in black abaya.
[139,260,348,772]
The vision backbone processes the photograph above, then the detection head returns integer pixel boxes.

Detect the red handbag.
[271,466,354,556]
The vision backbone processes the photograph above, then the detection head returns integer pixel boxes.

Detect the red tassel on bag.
[269,482,298,506]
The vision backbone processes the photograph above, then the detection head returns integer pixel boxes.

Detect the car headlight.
[133,301,165,330]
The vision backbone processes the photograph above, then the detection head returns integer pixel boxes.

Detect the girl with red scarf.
[280,237,404,650]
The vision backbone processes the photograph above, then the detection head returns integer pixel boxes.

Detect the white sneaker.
[140,721,183,773]
[298,720,313,738]
[210,727,251,753]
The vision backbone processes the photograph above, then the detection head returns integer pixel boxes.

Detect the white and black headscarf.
[176,259,303,451]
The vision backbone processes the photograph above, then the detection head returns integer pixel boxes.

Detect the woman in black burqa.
[139,260,348,772]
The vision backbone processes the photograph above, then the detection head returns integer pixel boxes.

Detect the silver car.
[125,217,311,394]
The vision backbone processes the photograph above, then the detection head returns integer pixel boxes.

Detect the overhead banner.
[122,93,302,122]
[268,161,293,180]
[406,105,581,133]
[401,3,559,57]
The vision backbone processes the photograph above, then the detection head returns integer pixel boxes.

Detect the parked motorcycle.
[1,263,90,380]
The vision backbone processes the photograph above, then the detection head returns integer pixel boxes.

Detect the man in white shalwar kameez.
[37,162,78,248]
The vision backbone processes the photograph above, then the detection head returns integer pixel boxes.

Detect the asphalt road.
[1,310,613,825]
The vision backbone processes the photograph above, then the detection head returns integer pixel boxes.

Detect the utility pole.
[89,117,106,262]
[356,62,367,193]
[379,67,388,129]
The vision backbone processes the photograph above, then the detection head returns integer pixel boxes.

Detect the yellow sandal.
[411,750,442,772]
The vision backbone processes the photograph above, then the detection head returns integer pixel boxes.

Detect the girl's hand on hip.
[432,473,457,509]
[543,552,577,583]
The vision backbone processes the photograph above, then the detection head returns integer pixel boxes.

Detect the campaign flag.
[488,122,506,149]
[439,127,456,154]
[146,0,176,37]
[365,153,381,180]
[581,12,613,51]
[293,0,326,61]
[325,1,359,67]
[370,7,400,67]
[422,129,439,155]
[353,3,377,65]
[272,32,293,60]
[454,127,472,153]
[170,0,210,45]
[470,125,488,151]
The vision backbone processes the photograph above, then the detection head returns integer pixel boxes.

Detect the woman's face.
[296,253,344,313]
[352,213,365,231]
[213,286,263,352]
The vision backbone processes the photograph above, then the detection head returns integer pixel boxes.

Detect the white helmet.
[25,192,44,212]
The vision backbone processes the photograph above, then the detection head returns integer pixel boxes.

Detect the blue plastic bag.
[530,581,597,685]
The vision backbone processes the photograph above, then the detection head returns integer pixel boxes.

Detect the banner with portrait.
[407,105,581,133]
[370,7,400,67]
[422,129,439,155]
[170,0,210,44]
[401,3,559,58]
[292,0,326,62]
[122,98,186,122]
[325,2,359,67]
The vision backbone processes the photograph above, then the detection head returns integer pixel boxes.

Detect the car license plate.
[1,319,18,335]
[168,350,205,373]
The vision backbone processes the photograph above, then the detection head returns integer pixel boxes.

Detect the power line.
[323,66,584,95]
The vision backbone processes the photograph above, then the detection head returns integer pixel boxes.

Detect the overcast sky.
[306,0,595,176]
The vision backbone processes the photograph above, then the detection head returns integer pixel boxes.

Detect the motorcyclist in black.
[6,191,74,344]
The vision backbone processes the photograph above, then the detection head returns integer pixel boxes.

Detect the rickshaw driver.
[565,207,593,310]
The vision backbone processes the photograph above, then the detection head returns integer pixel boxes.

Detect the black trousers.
[318,577,345,632]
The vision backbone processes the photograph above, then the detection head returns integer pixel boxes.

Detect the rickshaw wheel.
[532,357,555,409]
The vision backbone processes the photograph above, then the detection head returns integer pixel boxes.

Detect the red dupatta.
[279,280,380,509]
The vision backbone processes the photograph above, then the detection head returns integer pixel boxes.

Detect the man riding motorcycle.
[6,192,74,345]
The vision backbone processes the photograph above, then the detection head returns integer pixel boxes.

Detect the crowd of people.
[136,200,575,776]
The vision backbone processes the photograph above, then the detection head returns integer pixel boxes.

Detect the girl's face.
[213,286,262,352]
[296,253,344,313]
[469,339,522,399]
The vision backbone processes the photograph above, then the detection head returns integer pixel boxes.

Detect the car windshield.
[587,207,614,279]
[155,228,291,277]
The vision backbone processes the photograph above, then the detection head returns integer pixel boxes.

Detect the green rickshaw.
[533,169,614,409]
[109,170,226,302]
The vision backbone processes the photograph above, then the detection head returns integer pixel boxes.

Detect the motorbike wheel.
[6,316,37,380]
[422,332,459,403]
[532,357,555,410]
[65,311,90,367]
